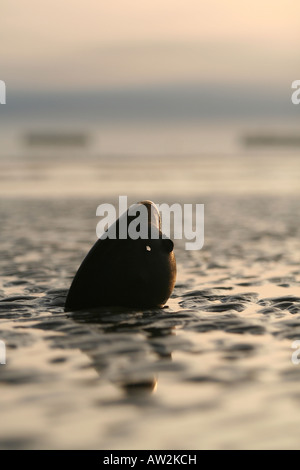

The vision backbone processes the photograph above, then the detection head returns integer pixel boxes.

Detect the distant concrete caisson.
[65,201,176,311]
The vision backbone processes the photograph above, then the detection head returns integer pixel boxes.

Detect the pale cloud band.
[2,0,300,92]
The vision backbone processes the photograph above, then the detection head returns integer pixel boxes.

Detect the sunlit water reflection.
[0,193,300,449]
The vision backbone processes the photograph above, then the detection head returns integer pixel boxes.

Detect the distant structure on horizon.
[24,131,90,148]
[242,133,300,148]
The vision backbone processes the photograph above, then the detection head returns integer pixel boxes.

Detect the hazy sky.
[2,0,300,91]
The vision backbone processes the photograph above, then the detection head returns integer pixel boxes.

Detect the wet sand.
[0,194,300,449]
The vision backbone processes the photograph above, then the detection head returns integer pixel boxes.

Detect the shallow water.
[0,195,300,449]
